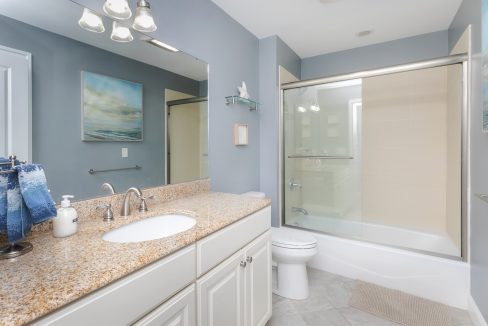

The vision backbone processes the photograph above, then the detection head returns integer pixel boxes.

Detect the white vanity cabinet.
[32,206,271,326]
[134,284,196,326]
[197,231,272,326]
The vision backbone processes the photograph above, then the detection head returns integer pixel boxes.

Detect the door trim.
[0,44,32,162]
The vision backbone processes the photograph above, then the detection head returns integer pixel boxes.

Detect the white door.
[244,231,272,326]
[0,45,31,161]
[197,251,246,326]
[134,285,196,326]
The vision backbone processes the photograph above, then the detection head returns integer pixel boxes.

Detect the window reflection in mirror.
[0,0,209,201]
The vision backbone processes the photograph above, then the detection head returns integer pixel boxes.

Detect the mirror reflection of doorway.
[165,89,208,184]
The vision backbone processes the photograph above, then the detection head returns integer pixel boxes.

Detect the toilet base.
[273,262,310,300]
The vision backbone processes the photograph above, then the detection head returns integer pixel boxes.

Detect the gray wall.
[259,36,300,226]
[0,15,200,200]
[301,31,449,80]
[449,0,487,319]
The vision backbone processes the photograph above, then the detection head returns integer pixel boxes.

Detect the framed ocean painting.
[484,0,488,131]
[82,71,143,141]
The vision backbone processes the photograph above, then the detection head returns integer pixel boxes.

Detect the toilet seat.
[271,227,317,249]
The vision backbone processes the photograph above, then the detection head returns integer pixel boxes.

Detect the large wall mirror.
[0,0,209,201]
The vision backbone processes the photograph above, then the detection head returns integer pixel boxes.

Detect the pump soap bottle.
[53,195,79,238]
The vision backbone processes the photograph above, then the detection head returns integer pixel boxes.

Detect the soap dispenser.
[53,195,78,238]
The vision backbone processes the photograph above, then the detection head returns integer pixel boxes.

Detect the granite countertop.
[0,191,271,326]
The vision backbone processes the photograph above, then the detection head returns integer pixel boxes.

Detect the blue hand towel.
[0,158,9,235]
[15,164,56,224]
[5,171,31,242]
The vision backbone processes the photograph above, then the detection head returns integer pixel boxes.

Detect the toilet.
[241,191,318,300]
[271,227,318,300]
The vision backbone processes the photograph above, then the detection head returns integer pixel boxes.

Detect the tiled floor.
[266,268,474,326]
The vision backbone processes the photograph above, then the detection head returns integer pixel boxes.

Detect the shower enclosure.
[281,55,467,259]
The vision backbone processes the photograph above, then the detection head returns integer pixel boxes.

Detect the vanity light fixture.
[297,106,307,113]
[111,21,134,42]
[103,0,132,20]
[147,39,179,52]
[133,0,157,32]
[78,8,105,33]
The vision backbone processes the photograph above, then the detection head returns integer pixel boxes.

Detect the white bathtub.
[280,222,470,309]
[287,215,460,257]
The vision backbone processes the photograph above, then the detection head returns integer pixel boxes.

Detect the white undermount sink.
[102,214,196,243]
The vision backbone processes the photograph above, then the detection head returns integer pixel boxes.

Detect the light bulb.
[132,0,157,32]
[103,0,132,20]
[110,22,134,42]
[310,105,320,112]
[297,106,307,113]
[78,8,105,33]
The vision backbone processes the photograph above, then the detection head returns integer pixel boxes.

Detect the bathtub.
[287,214,460,257]
[281,219,469,308]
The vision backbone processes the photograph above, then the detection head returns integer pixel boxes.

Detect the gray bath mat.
[350,281,452,326]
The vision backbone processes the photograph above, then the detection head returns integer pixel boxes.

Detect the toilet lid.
[271,227,317,249]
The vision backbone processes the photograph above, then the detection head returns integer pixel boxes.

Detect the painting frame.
[81,71,143,142]
[483,0,488,131]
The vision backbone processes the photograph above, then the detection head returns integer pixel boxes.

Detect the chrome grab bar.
[88,165,141,175]
[288,155,353,159]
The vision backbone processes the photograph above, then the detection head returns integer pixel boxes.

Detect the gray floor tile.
[323,279,355,308]
[272,295,298,316]
[339,307,402,326]
[269,268,475,326]
[267,312,307,326]
[290,284,334,313]
[300,308,352,326]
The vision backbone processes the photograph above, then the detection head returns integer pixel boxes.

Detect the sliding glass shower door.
[282,64,464,258]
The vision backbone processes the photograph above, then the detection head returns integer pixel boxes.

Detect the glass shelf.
[225,96,259,111]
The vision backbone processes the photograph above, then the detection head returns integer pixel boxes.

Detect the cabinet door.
[134,285,196,326]
[197,251,246,326]
[244,231,272,326]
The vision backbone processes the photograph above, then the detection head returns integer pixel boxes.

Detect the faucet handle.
[97,204,114,221]
[138,195,154,213]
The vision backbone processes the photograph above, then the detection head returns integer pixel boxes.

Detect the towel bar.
[88,165,141,175]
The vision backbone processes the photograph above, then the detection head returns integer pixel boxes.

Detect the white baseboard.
[469,296,488,326]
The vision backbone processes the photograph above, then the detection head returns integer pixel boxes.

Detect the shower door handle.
[289,178,302,190]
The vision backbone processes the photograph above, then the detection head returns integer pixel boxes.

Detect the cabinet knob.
[246,256,253,263]
[240,261,247,268]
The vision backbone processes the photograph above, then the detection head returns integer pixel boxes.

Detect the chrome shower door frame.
[279,54,469,261]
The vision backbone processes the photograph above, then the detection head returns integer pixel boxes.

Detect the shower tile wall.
[362,66,462,244]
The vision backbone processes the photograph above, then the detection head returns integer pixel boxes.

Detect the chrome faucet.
[120,187,143,217]
[291,207,309,215]
[101,183,116,195]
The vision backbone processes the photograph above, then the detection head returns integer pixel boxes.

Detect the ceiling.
[211,0,463,58]
[0,0,208,81]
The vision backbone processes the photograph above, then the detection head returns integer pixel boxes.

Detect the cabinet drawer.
[33,246,196,326]
[134,284,196,326]
[196,206,271,277]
